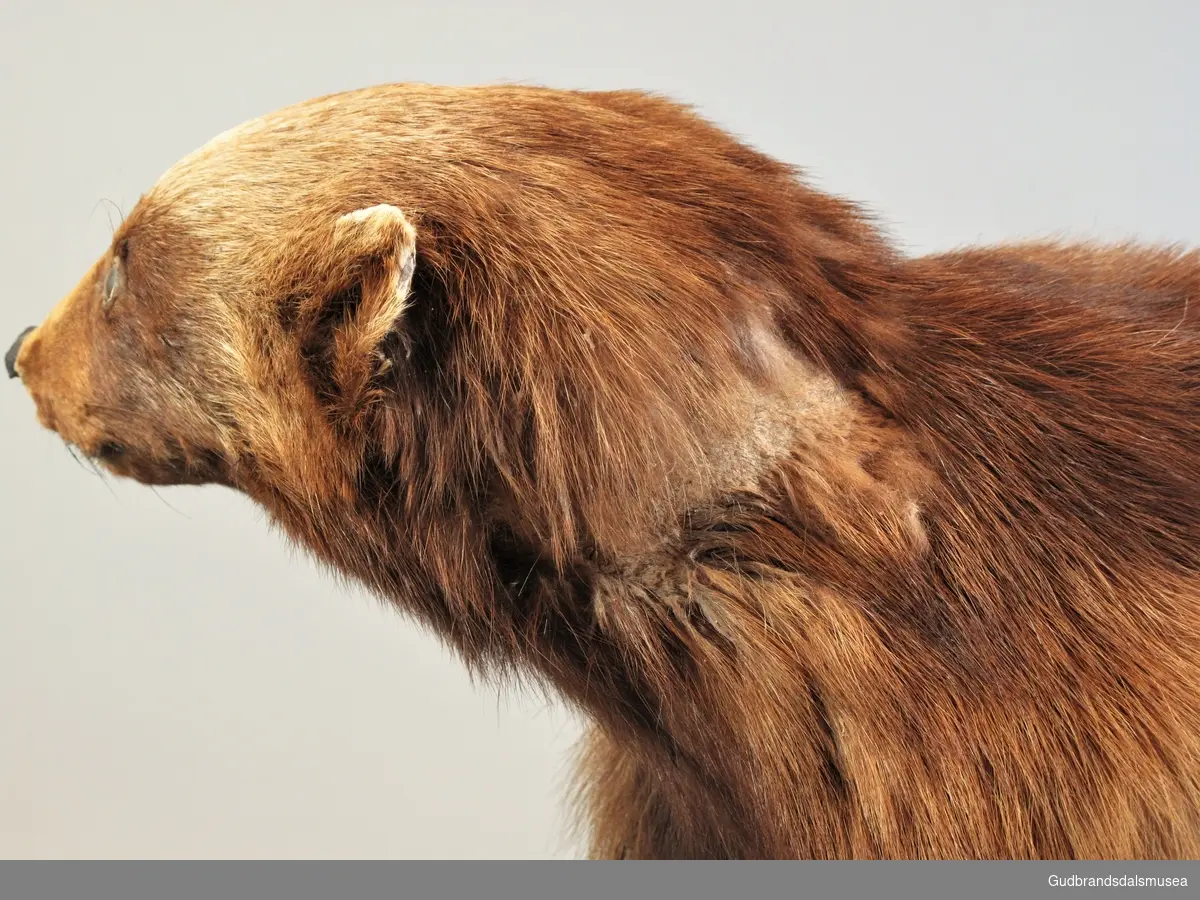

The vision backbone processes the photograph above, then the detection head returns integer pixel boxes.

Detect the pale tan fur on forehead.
[149,84,462,207]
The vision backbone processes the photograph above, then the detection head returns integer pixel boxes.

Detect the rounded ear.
[312,204,418,416]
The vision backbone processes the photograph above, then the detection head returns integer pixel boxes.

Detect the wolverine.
[9,83,1200,859]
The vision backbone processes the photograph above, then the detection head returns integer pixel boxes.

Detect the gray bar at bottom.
[1,860,1197,900]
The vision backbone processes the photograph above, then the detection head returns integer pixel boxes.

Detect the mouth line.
[76,436,234,488]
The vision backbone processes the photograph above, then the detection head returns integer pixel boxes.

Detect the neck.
[247,317,929,856]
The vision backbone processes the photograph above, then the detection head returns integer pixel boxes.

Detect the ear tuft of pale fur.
[329,204,417,417]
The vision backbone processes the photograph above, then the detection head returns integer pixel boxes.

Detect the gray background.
[1,0,1197,860]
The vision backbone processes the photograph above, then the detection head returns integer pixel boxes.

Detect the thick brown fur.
[13,83,1200,859]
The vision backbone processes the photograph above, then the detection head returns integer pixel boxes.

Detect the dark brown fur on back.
[13,84,1200,858]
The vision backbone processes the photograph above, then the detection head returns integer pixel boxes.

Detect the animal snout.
[5,326,35,379]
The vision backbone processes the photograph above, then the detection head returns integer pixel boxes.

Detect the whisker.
[86,456,121,502]
[63,443,90,473]
[64,443,121,502]
[149,486,190,519]
[91,198,127,237]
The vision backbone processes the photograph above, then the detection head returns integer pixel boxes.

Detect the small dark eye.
[102,259,122,310]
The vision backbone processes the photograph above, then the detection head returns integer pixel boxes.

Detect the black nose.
[6,326,35,379]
